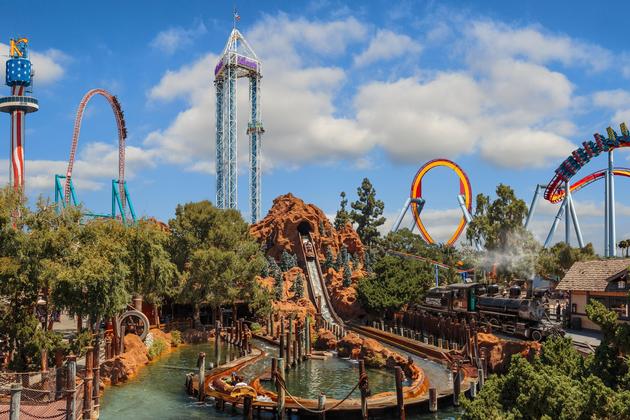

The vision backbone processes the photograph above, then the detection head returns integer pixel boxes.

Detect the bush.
[170,330,182,347]
[147,337,167,360]
[250,322,262,333]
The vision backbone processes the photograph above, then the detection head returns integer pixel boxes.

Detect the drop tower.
[0,38,39,190]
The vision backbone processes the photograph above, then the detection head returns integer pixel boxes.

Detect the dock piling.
[318,393,326,420]
[9,383,21,420]
[243,395,253,420]
[453,364,461,407]
[394,366,405,420]
[358,360,369,420]
[276,358,286,420]
[198,352,206,402]
[83,346,94,419]
[66,355,77,420]
[429,387,437,412]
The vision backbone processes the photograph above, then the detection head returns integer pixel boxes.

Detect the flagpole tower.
[214,18,264,222]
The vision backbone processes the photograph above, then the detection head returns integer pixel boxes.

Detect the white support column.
[609,151,616,256]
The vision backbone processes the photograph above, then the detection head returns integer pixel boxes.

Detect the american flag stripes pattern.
[10,85,25,189]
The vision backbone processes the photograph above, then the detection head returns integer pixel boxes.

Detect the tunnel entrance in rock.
[297,221,312,235]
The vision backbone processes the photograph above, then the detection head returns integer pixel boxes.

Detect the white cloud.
[150,21,207,55]
[353,29,421,67]
[480,128,574,168]
[0,43,67,85]
[467,21,612,71]
[593,89,630,109]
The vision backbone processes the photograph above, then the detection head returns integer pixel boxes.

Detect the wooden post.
[9,383,21,420]
[198,352,206,402]
[481,354,487,379]
[297,330,303,363]
[271,358,277,386]
[111,317,118,357]
[470,379,477,398]
[305,316,311,356]
[83,346,94,420]
[358,360,369,420]
[92,340,101,412]
[285,332,292,370]
[394,366,405,420]
[270,313,275,337]
[429,387,437,412]
[276,358,285,420]
[55,349,64,400]
[453,365,461,407]
[243,395,253,420]
[292,341,298,368]
[214,321,221,367]
[318,393,326,420]
[279,327,285,360]
[478,368,484,390]
[279,318,285,359]
[288,317,294,367]
[66,356,77,420]
[119,325,126,354]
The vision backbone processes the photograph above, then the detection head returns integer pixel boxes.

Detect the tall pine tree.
[334,191,351,230]
[342,260,352,287]
[323,247,334,270]
[293,273,305,299]
[350,178,386,247]
[274,271,284,300]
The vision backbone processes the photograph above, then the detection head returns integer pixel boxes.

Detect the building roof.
[557,259,630,292]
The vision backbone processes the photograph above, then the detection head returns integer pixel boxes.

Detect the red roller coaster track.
[64,89,128,210]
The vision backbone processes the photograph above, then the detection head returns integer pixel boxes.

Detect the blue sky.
[3,0,630,254]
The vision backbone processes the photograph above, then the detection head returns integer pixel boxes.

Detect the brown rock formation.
[476,332,541,373]
[337,332,419,380]
[250,193,366,320]
[101,329,176,385]
[313,328,338,350]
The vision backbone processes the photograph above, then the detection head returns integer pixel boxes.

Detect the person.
[555,300,561,322]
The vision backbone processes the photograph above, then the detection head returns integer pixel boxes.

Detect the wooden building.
[556,259,630,330]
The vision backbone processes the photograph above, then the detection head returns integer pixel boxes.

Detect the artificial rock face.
[251,193,366,319]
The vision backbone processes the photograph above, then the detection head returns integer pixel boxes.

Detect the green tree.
[342,260,352,287]
[274,271,284,301]
[357,255,433,317]
[334,191,351,230]
[293,273,305,299]
[537,242,596,281]
[53,219,131,331]
[466,184,538,281]
[280,250,296,272]
[171,202,266,326]
[323,247,334,270]
[349,178,385,247]
[267,256,280,277]
[125,220,178,316]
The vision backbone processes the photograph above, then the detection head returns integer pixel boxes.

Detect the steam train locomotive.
[415,282,560,341]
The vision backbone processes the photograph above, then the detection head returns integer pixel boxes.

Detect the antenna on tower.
[233,6,240,29]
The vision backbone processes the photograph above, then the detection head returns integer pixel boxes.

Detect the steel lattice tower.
[214,28,264,222]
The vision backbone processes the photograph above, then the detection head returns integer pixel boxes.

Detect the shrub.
[170,330,182,347]
[250,322,262,333]
[147,337,167,360]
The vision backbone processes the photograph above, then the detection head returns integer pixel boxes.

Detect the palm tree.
[619,240,629,257]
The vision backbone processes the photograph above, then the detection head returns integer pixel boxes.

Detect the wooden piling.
[318,393,326,420]
[359,360,369,420]
[470,378,477,398]
[243,395,253,420]
[198,352,206,401]
[279,321,285,359]
[478,368,484,390]
[9,383,21,420]
[284,332,291,370]
[429,387,437,412]
[288,318,294,367]
[276,358,286,420]
[271,358,277,386]
[55,349,64,400]
[394,366,405,420]
[305,316,311,355]
[292,341,298,368]
[93,340,101,412]
[83,346,94,419]
[119,325,126,354]
[214,321,221,366]
[453,365,461,407]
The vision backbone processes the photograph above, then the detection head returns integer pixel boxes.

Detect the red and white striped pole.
[10,85,26,189]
